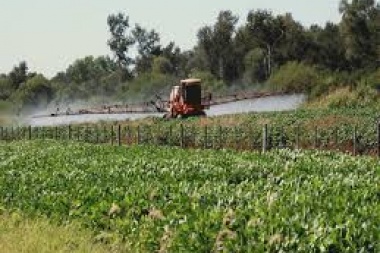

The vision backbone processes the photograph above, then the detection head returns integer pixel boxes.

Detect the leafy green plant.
[0,140,378,252]
[268,62,322,93]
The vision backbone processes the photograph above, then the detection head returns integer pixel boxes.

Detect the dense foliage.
[0,0,379,112]
[0,141,378,252]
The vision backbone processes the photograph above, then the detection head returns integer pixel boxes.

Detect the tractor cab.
[180,79,202,105]
[165,79,209,118]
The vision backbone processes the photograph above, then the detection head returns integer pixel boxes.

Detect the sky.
[0,0,341,77]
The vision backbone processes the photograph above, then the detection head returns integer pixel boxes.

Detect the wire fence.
[1,124,380,157]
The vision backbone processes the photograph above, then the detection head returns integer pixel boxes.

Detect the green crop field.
[0,140,379,252]
[3,107,380,156]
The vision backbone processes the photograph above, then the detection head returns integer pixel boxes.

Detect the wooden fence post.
[148,126,152,145]
[234,127,239,149]
[76,126,80,141]
[118,125,121,146]
[111,126,114,145]
[68,125,72,140]
[126,126,131,145]
[137,126,140,145]
[95,126,99,143]
[85,126,89,142]
[353,126,357,156]
[28,126,32,140]
[123,126,127,145]
[262,124,268,153]
[102,126,106,143]
[314,127,318,149]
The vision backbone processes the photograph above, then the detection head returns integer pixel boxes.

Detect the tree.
[197,11,238,81]
[371,2,380,67]
[161,42,185,76]
[9,61,28,90]
[185,46,210,76]
[305,22,347,70]
[0,77,13,100]
[233,25,258,81]
[52,56,119,102]
[11,74,54,109]
[247,10,284,78]
[132,24,161,74]
[339,0,379,69]
[197,25,215,73]
[107,13,135,78]
[152,56,173,75]
[66,56,116,84]
[275,13,309,65]
[213,11,239,81]
[243,48,266,83]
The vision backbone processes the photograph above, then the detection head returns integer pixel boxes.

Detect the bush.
[10,74,54,111]
[363,68,380,90]
[188,70,226,94]
[268,62,322,93]
[307,85,379,109]
[0,100,13,113]
[119,72,176,102]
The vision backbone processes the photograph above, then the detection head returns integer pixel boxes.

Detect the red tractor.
[163,78,211,119]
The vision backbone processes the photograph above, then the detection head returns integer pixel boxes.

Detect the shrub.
[188,70,226,94]
[268,62,322,93]
[307,85,379,109]
[119,72,176,102]
[363,68,380,90]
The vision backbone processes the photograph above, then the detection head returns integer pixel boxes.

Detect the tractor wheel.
[198,111,206,117]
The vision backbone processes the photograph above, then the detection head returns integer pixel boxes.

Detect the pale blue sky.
[0,0,341,77]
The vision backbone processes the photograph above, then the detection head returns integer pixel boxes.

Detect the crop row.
[1,121,380,156]
[0,140,379,252]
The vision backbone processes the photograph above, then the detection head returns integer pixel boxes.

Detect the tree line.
[0,0,379,113]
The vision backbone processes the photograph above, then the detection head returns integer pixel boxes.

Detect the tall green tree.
[213,11,239,81]
[197,11,238,81]
[339,0,379,69]
[9,61,28,90]
[0,77,13,100]
[65,56,116,84]
[275,13,309,65]
[243,48,267,83]
[132,24,161,74]
[107,13,135,78]
[11,74,53,109]
[152,56,173,75]
[306,22,346,70]
[247,10,284,78]
[161,42,184,76]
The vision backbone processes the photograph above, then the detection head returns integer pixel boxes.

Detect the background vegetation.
[0,0,379,113]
